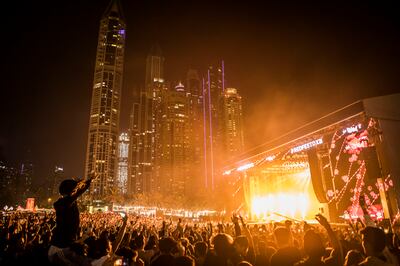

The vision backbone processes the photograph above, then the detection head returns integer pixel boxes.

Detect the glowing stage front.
[244,153,323,221]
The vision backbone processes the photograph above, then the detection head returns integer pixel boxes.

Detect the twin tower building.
[84,0,244,203]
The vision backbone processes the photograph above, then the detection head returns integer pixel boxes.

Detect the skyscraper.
[0,161,18,205]
[186,69,205,197]
[204,62,225,190]
[221,88,244,159]
[20,160,34,198]
[158,82,191,198]
[145,44,165,87]
[49,166,65,198]
[117,133,129,195]
[84,0,126,200]
[129,46,165,196]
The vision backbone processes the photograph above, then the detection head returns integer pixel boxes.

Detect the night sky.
[2,0,400,184]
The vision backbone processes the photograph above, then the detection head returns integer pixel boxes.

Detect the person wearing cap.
[51,172,98,248]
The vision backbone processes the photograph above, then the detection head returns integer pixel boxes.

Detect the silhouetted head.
[115,246,137,261]
[212,233,233,257]
[95,237,112,258]
[303,230,325,258]
[159,237,178,254]
[59,179,78,196]
[360,226,386,256]
[234,236,249,255]
[135,235,145,249]
[194,241,208,257]
[274,227,291,247]
[145,235,157,250]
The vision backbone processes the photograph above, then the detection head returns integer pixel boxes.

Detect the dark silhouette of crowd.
[1,176,400,266]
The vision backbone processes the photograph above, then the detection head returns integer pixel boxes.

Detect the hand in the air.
[315,214,330,228]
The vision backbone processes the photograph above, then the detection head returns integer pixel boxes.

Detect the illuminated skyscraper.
[84,0,126,199]
[158,82,191,198]
[20,160,34,198]
[221,88,244,159]
[50,166,65,198]
[129,46,165,195]
[186,69,205,196]
[117,133,129,194]
[145,44,165,87]
[0,161,18,205]
[204,62,225,190]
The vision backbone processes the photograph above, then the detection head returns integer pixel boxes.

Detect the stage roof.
[223,93,400,170]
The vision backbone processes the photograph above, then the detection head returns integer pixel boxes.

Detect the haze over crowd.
[2,0,400,182]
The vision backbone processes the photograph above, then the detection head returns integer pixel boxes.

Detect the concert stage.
[222,93,400,222]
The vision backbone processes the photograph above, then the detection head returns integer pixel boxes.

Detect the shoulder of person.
[358,256,394,266]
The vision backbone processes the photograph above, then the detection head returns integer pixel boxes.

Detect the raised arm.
[231,215,241,237]
[70,172,99,201]
[112,212,128,253]
[240,215,255,263]
[359,195,376,227]
[315,214,343,265]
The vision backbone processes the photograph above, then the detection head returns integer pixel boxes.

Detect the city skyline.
[127,43,244,202]
[2,0,400,183]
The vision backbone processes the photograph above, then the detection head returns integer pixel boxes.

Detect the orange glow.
[251,193,310,221]
[246,156,322,221]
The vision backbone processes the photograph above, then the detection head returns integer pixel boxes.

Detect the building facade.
[221,88,244,159]
[186,69,205,197]
[204,62,225,190]
[128,46,165,196]
[0,161,18,205]
[49,166,65,198]
[84,0,126,200]
[117,133,129,194]
[157,82,191,198]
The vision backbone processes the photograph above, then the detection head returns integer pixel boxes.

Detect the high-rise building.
[129,46,165,196]
[145,44,165,87]
[0,161,18,205]
[221,88,244,159]
[204,62,225,190]
[49,166,65,198]
[117,133,129,194]
[20,161,34,198]
[84,0,126,200]
[186,69,205,197]
[157,82,191,198]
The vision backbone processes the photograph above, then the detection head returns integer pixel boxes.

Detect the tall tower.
[221,88,244,159]
[128,46,165,196]
[186,69,205,197]
[50,166,65,198]
[204,62,225,190]
[145,44,165,88]
[158,82,190,199]
[85,0,126,200]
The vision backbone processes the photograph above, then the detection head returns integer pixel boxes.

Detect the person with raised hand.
[48,171,98,262]
[314,213,343,266]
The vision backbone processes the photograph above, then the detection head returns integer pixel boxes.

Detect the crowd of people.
[1,176,400,266]
[2,209,400,266]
